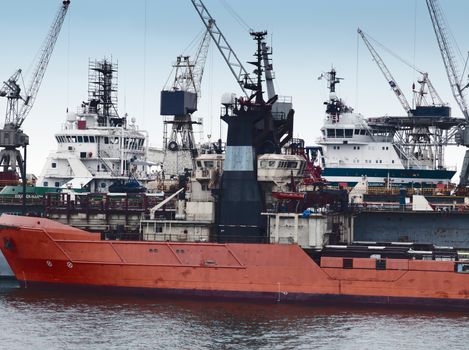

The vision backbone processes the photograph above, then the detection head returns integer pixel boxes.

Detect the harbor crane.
[358,27,460,174]
[358,28,445,116]
[165,26,212,101]
[358,28,412,115]
[0,0,71,185]
[190,0,255,98]
[426,0,469,185]
[160,24,213,172]
[190,0,294,149]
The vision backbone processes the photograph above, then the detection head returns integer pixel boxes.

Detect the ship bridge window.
[51,162,57,168]
[71,136,77,143]
[336,129,344,137]
[345,129,353,138]
[354,129,360,135]
[277,161,298,169]
[204,161,214,168]
[268,160,276,167]
[196,161,202,168]
[77,136,83,143]
[360,130,367,135]
[327,129,335,137]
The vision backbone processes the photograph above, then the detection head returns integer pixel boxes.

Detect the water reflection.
[0,280,468,350]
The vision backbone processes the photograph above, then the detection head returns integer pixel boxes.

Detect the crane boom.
[415,72,444,108]
[0,0,71,187]
[358,28,412,115]
[426,0,469,186]
[15,0,71,128]
[426,0,469,119]
[192,26,212,98]
[190,0,255,97]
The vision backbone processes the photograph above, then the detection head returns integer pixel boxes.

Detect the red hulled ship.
[2,26,469,310]
[1,214,469,308]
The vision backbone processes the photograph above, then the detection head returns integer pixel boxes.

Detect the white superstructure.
[37,110,150,192]
[37,58,154,192]
[316,69,456,187]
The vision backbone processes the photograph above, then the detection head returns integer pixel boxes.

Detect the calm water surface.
[0,280,468,349]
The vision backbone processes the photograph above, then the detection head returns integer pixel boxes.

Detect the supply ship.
[2,32,469,309]
[316,68,460,188]
[38,58,152,193]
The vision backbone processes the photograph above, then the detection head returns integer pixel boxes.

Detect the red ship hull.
[1,215,469,308]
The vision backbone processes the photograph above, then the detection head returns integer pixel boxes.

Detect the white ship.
[37,59,153,193]
[316,69,459,187]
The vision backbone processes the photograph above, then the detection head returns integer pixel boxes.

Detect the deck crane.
[189,0,294,149]
[426,0,469,185]
[0,0,71,185]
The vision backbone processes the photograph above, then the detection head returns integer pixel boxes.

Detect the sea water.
[0,280,468,350]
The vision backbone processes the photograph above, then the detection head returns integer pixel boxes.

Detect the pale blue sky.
[1,0,469,176]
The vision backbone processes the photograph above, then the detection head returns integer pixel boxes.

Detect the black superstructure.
[216,32,292,243]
